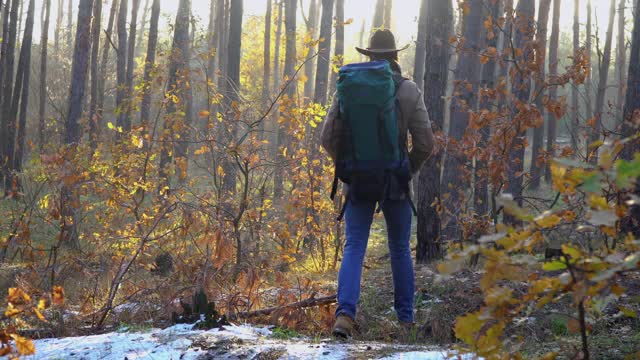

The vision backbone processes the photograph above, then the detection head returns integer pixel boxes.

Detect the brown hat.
[355,29,410,57]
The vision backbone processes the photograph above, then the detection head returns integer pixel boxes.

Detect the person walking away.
[320,29,435,338]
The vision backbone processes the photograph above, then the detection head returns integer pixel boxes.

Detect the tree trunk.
[274,0,296,198]
[67,0,73,49]
[413,0,427,91]
[62,0,94,249]
[545,0,562,183]
[97,0,117,142]
[0,0,12,106]
[139,0,159,131]
[590,0,616,163]
[221,0,242,193]
[329,0,344,94]
[216,0,228,112]
[504,0,535,225]
[262,0,271,111]
[358,19,365,61]
[12,0,34,178]
[383,0,391,30]
[313,0,333,106]
[0,0,20,191]
[529,0,551,189]
[205,0,216,116]
[273,0,282,92]
[585,0,593,141]
[441,0,484,241]
[571,0,579,151]
[475,0,502,215]
[120,0,139,133]
[416,0,452,264]
[55,0,62,52]
[372,0,383,30]
[616,0,626,123]
[302,0,317,101]
[115,0,128,134]
[135,0,150,56]
[88,0,102,150]
[39,0,51,152]
[158,0,191,190]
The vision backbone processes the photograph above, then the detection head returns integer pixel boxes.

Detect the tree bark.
[139,0,159,132]
[67,0,73,49]
[571,0,579,151]
[313,0,333,106]
[115,0,128,134]
[39,0,51,152]
[413,0,427,91]
[329,0,344,94]
[88,0,102,151]
[441,0,484,241]
[273,0,283,92]
[97,0,117,142]
[589,0,616,163]
[302,0,317,101]
[383,0,391,30]
[616,0,626,124]
[545,0,562,183]
[221,0,242,193]
[585,0,593,139]
[135,0,150,56]
[0,0,20,190]
[504,0,535,225]
[372,0,383,30]
[475,0,502,215]
[61,0,94,249]
[274,0,296,198]
[12,0,34,178]
[120,0,139,133]
[529,0,551,189]
[416,0,452,264]
[262,0,271,111]
[158,0,191,190]
[55,0,62,52]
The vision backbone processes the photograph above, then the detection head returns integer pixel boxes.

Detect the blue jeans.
[336,199,415,323]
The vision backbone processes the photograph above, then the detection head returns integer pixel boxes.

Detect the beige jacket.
[320,78,435,175]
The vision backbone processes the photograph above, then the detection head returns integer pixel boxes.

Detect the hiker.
[321,29,435,338]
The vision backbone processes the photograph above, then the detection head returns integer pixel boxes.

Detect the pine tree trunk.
[303,0,317,101]
[416,0,452,264]
[115,0,128,133]
[590,0,616,163]
[616,0,626,123]
[329,0,344,94]
[12,0,34,178]
[62,0,94,249]
[67,0,73,49]
[383,0,391,30]
[38,0,51,152]
[97,0,117,139]
[475,0,502,215]
[504,0,535,225]
[413,0,427,91]
[159,0,191,190]
[274,0,296,198]
[529,0,551,189]
[262,0,271,111]
[545,0,562,183]
[88,0,102,150]
[441,0,484,240]
[372,0,383,30]
[222,0,242,193]
[571,0,579,151]
[313,0,333,106]
[0,0,20,191]
[120,0,139,133]
[139,0,159,131]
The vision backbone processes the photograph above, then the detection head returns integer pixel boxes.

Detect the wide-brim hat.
[356,29,410,56]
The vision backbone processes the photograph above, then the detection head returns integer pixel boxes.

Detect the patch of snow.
[31,323,459,360]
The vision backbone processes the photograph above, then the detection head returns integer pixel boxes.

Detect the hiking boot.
[332,315,355,338]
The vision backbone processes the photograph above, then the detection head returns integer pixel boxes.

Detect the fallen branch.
[228,294,337,320]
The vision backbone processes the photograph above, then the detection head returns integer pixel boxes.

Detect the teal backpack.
[330,60,415,220]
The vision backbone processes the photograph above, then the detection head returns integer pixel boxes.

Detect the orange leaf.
[52,286,65,306]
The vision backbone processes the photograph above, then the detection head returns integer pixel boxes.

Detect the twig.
[228,294,336,320]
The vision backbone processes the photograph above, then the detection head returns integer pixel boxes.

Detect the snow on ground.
[29,323,462,360]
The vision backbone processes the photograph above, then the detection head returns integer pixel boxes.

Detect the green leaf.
[542,260,567,271]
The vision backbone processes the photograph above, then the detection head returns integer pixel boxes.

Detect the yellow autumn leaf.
[534,213,561,228]
[198,110,211,118]
[11,334,35,355]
